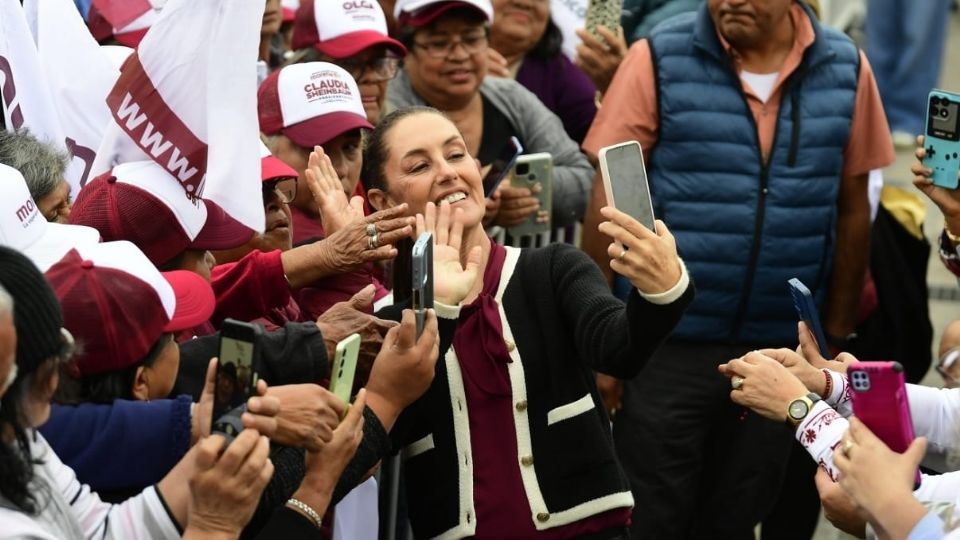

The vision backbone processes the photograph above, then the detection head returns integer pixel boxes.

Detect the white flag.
[92,0,265,233]
[0,0,83,195]
[24,0,118,189]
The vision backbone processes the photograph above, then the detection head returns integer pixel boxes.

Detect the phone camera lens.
[942,108,951,119]
[933,96,942,105]
[932,106,941,116]
[528,174,537,181]
[516,163,529,175]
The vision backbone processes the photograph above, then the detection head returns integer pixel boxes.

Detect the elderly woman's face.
[38,180,72,224]
[375,112,485,226]
[490,0,549,53]
[405,15,488,104]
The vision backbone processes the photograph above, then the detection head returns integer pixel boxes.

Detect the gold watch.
[786,393,822,428]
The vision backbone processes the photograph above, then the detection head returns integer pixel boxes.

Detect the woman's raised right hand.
[416,201,482,306]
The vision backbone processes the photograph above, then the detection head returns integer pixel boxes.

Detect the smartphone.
[848,361,921,488]
[329,333,360,405]
[924,89,960,189]
[482,136,523,197]
[584,0,623,45]
[412,232,434,338]
[212,319,262,439]
[507,153,553,237]
[787,278,830,354]
[599,141,656,231]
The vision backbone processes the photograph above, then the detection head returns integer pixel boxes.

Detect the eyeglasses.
[340,55,401,82]
[263,177,297,204]
[413,33,488,59]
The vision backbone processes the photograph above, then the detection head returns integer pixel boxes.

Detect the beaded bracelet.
[286,498,323,529]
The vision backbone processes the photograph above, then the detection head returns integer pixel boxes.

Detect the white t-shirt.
[740,70,779,104]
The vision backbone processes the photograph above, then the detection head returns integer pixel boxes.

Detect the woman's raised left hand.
[416,201,482,305]
[597,206,681,294]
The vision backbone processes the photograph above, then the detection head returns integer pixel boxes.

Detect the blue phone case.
[924,89,960,189]
[788,278,830,353]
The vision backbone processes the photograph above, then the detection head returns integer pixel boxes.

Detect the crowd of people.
[0,0,958,538]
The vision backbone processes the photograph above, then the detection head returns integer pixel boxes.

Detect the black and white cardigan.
[391,243,695,539]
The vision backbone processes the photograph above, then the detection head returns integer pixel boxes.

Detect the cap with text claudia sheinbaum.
[46,240,214,377]
[258,62,373,149]
[0,164,100,272]
[69,160,254,267]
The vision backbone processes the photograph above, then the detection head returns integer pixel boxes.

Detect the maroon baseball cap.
[258,63,373,149]
[394,0,492,27]
[291,0,406,58]
[47,242,215,377]
[70,161,254,266]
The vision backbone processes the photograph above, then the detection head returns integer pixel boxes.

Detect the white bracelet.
[286,498,323,529]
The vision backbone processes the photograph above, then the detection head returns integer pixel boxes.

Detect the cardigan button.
[521,455,534,467]
[505,339,516,352]
[536,512,550,523]
[515,400,528,412]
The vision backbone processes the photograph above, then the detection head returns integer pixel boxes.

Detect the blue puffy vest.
[646,4,860,344]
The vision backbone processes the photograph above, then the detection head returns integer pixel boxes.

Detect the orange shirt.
[583,3,895,179]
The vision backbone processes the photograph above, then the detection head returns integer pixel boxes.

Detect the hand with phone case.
[365,309,441,430]
[833,417,929,539]
[913,134,960,237]
[574,24,627,93]
[507,154,553,237]
[415,201,482,306]
[922,90,960,190]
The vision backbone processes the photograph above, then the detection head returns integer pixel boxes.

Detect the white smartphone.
[599,140,656,231]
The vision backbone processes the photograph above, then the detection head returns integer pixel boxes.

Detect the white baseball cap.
[292,0,406,58]
[0,164,101,271]
[394,0,493,26]
[257,62,374,148]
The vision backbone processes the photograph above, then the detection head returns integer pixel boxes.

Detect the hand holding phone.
[599,141,656,232]
[924,89,960,190]
[412,232,434,338]
[213,319,262,442]
[507,153,553,237]
[482,137,523,197]
[330,334,361,413]
[787,278,830,354]
[584,0,623,45]
[848,361,921,488]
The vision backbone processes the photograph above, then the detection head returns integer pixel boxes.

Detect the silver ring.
[618,248,627,262]
[841,439,854,457]
[731,375,744,390]
[367,232,380,249]
[365,223,377,237]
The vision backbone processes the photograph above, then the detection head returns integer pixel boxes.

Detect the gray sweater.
[388,71,594,226]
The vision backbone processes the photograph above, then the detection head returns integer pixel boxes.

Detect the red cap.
[70,166,254,266]
[47,244,214,377]
[282,7,296,22]
[261,155,299,182]
[395,0,492,27]
[291,0,406,58]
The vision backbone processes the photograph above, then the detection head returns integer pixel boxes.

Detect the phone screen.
[929,96,960,141]
[214,336,257,421]
[605,144,655,231]
[483,137,522,197]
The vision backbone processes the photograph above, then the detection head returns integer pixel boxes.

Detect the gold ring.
[841,439,854,457]
[731,375,745,390]
[618,248,627,261]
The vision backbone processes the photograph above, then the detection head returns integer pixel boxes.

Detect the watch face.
[788,399,809,420]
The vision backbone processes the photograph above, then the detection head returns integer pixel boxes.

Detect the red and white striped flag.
[91,0,265,233]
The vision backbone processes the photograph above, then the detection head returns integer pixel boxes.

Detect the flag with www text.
[23,0,119,189]
[91,0,265,234]
[0,0,85,196]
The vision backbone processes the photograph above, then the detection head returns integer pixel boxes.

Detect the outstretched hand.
[305,145,366,235]
[416,201,482,305]
[597,207,681,294]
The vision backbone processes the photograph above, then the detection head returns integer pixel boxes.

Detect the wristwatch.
[786,393,822,427]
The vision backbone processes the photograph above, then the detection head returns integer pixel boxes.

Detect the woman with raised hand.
[388,0,595,230]
[361,106,693,539]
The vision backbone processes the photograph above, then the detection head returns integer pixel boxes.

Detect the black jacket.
[391,244,694,538]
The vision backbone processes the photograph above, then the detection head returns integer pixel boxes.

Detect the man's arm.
[824,172,871,343]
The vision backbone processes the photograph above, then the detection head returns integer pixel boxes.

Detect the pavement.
[807,7,960,540]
